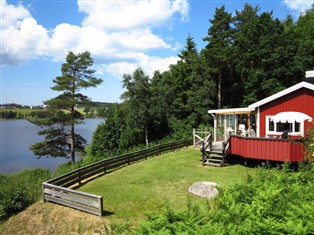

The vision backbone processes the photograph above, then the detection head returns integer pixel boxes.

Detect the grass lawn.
[0,148,256,234]
[79,148,255,225]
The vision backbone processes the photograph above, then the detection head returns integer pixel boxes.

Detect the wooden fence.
[43,139,192,217]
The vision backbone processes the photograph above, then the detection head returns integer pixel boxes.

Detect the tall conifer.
[30,51,103,164]
[203,6,233,109]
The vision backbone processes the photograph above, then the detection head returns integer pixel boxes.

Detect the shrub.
[0,168,51,220]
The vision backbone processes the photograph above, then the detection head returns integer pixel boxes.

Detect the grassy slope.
[0,148,255,234]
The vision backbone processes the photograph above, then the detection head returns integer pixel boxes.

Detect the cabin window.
[269,120,275,131]
[295,121,301,132]
[276,122,292,132]
[266,116,303,136]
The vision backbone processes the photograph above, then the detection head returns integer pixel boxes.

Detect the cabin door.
[226,114,237,139]
[216,114,225,141]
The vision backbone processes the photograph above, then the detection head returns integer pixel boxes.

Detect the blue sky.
[1,0,313,105]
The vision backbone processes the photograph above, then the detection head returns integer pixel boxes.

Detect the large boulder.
[188,182,219,199]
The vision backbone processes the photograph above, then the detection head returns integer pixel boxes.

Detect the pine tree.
[203,6,233,109]
[30,51,103,164]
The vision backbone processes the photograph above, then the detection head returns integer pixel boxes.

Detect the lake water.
[0,118,104,173]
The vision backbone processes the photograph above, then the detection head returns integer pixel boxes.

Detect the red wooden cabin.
[208,71,314,163]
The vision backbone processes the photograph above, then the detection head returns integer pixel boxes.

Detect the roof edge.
[248,81,314,110]
[208,107,254,114]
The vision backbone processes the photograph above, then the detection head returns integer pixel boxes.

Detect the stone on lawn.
[188,182,219,199]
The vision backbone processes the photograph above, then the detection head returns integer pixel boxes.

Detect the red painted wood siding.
[259,88,314,137]
[230,136,304,162]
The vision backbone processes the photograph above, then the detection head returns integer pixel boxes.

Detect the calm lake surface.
[0,118,104,173]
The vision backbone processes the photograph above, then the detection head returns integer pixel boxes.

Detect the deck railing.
[43,139,192,217]
[222,136,232,165]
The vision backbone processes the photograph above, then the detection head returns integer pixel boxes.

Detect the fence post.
[42,183,46,203]
[98,197,103,217]
[78,169,81,185]
[103,161,107,174]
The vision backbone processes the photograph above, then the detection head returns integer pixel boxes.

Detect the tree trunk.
[70,105,75,164]
[145,127,149,148]
[218,71,222,109]
[70,121,75,164]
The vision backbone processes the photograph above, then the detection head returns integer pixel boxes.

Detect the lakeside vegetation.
[0,168,52,220]
[0,102,113,119]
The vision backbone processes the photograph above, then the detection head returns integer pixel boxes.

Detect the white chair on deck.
[239,124,246,136]
[248,129,256,137]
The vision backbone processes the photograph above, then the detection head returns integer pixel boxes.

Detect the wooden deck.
[201,136,305,167]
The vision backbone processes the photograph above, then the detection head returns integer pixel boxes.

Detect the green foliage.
[134,200,210,235]
[29,51,103,164]
[102,222,130,235]
[133,164,314,234]
[295,5,314,71]
[121,68,154,147]
[299,123,314,160]
[0,168,51,220]
[88,104,125,158]
[0,109,45,119]
[202,5,233,109]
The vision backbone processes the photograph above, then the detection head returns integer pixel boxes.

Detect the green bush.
[0,168,51,220]
[300,123,314,160]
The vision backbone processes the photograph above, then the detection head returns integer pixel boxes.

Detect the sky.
[1,0,313,106]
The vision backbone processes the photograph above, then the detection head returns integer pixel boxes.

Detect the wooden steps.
[201,142,225,167]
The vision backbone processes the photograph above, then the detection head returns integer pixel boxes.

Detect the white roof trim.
[306,71,314,78]
[208,107,254,114]
[248,81,314,109]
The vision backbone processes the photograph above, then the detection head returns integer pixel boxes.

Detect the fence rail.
[43,139,192,217]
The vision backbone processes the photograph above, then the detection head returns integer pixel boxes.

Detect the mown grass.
[79,148,255,225]
[0,148,256,234]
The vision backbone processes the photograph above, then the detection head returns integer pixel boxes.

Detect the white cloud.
[78,0,189,31]
[1,1,30,29]
[2,17,49,65]
[1,0,188,78]
[284,0,314,13]
[97,54,178,78]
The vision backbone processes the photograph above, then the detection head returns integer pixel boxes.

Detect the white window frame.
[265,115,304,137]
